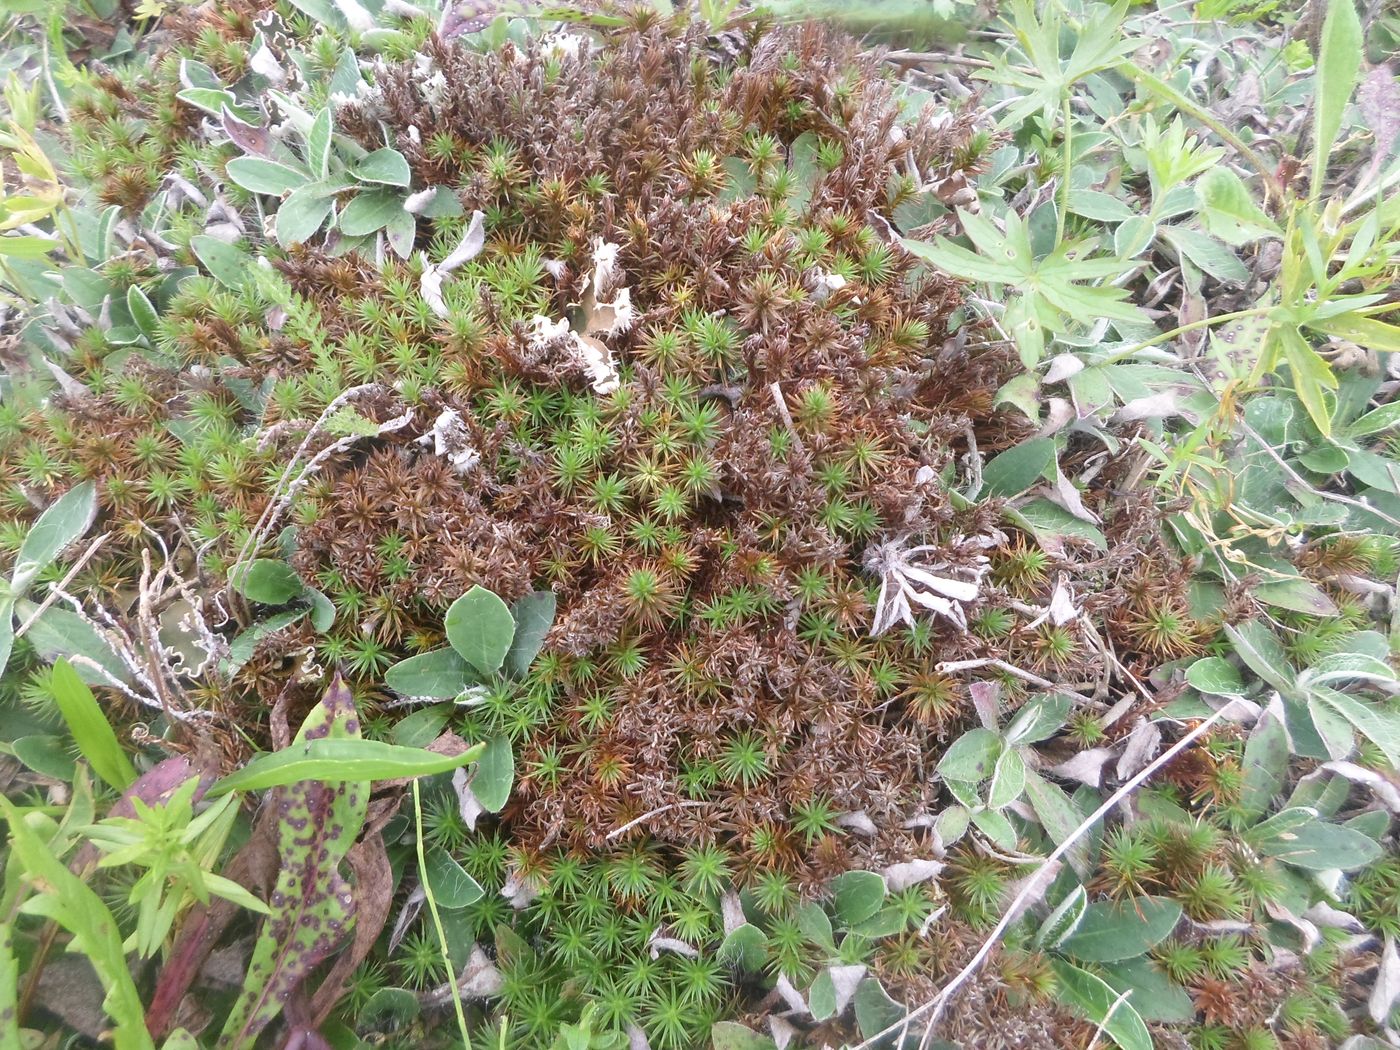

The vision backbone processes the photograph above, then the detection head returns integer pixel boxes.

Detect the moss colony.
[2,4,1398,1050]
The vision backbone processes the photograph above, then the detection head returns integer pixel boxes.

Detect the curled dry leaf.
[1370,935,1400,1025]
[648,930,700,959]
[719,890,746,936]
[1321,760,1400,812]
[420,210,486,317]
[866,537,991,635]
[421,945,504,1006]
[773,974,807,1015]
[825,965,867,1016]
[769,1015,798,1050]
[881,858,944,893]
[1115,720,1162,781]
[835,809,877,836]
[1053,747,1115,788]
[1043,353,1084,385]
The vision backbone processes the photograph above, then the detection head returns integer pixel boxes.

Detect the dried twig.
[605,801,709,841]
[13,532,110,639]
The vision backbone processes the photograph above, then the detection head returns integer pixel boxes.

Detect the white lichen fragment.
[866,537,992,635]
[416,408,480,475]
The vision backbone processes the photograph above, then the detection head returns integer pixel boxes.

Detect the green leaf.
[981,437,1056,498]
[126,285,160,338]
[852,977,906,1044]
[1348,400,1400,438]
[177,87,235,116]
[424,852,484,908]
[360,988,420,1027]
[306,108,333,180]
[808,968,839,1022]
[1255,576,1339,616]
[384,647,479,699]
[786,132,821,211]
[717,924,768,970]
[12,481,97,593]
[829,870,887,926]
[1051,958,1152,1050]
[390,705,450,747]
[285,0,347,29]
[224,157,311,195]
[1114,216,1156,259]
[49,658,135,791]
[1308,685,1400,766]
[0,611,12,687]
[987,748,1027,809]
[1185,656,1245,696]
[469,735,513,813]
[224,608,307,675]
[718,157,756,203]
[445,585,516,676]
[1013,498,1107,549]
[506,590,556,678]
[794,901,834,949]
[16,601,135,686]
[209,737,485,796]
[1196,167,1280,244]
[1279,327,1338,437]
[971,806,1018,850]
[711,1022,777,1050]
[337,189,405,236]
[1312,0,1363,199]
[902,234,1019,285]
[191,235,250,291]
[1311,313,1400,353]
[1068,189,1135,222]
[1024,769,1090,877]
[1098,958,1196,1023]
[848,905,906,939]
[351,147,411,186]
[1255,813,1383,870]
[1035,885,1087,949]
[1240,713,1289,818]
[1160,226,1248,283]
[0,921,19,1050]
[11,735,76,780]
[229,559,304,605]
[274,184,335,246]
[384,209,415,258]
[1224,620,1297,694]
[0,235,58,258]
[2,797,154,1050]
[936,727,1001,782]
[180,59,222,89]
[1059,897,1182,962]
[1004,692,1072,745]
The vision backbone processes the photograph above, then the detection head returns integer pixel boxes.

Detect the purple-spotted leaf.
[218,676,369,1050]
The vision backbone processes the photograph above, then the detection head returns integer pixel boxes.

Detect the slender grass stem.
[413,780,472,1050]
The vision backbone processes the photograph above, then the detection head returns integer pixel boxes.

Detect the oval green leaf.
[1059,896,1183,963]
[981,438,1056,499]
[445,585,515,676]
[1184,656,1245,697]
[384,647,478,699]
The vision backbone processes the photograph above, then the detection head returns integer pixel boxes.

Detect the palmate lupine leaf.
[218,675,370,1050]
